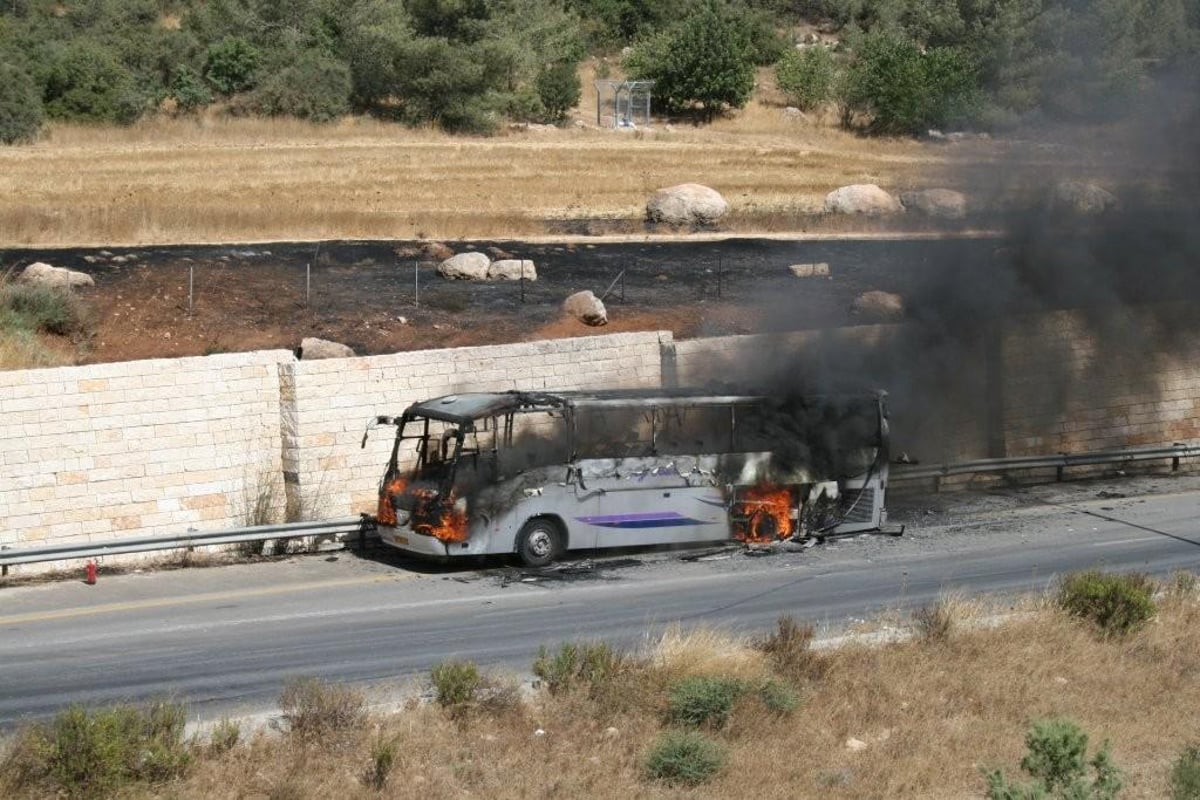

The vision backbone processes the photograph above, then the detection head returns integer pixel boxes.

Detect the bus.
[362,388,890,566]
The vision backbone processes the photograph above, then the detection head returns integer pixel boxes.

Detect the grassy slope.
[3,585,1197,798]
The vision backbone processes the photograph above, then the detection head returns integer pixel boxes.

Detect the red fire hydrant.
[85,560,97,585]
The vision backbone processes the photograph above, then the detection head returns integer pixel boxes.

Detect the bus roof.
[401,388,883,425]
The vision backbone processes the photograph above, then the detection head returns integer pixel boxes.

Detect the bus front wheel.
[517,518,561,568]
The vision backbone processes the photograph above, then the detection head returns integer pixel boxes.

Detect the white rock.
[646,183,730,226]
[845,737,868,752]
[299,337,355,359]
[851,290,904,320]
[899,188,967,219]
[604,726,620,738]
[563,290,607,326]
[487,259,537,281]
[18,262,95,289]
[1051,181,1117,215]
[438,252,491,280]
[824,184,903,216]
[789,262,831,278]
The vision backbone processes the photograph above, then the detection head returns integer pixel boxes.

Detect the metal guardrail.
[893,442,1200,488]
[0,517,374,570]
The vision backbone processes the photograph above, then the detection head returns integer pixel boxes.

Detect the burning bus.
[362,388,890,566]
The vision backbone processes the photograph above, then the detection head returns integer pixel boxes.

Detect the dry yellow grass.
[6,582,1195,799]
[0,73,999,248]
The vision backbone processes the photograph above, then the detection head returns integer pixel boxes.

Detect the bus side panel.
[576,480,731,548]
[476,482,602,555]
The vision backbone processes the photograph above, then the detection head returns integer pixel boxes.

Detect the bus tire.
[516,518,561,568]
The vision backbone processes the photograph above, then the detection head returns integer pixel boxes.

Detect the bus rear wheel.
[517,518,561,568]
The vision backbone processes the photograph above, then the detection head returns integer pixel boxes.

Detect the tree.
[169,64,213,113]
[204,37,261,95]
[624,0,757,121]
[42,40,146,124]
[0,62,43,144]
[536,61,582,123]
[775,45,838,110]
[842,28,979,135]
[244,50,351,121]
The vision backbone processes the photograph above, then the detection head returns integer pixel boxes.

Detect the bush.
[204,37,261,95]
[278,677,366,737]
[842,29,980,135]
[536,61,582,124]
[364,736,397,791]
[757,615,824,681]
[0,63,43,144]
[667,675,745,729]
[430,660,482,710]
[244,51,351,122]
[43,41,146,124]
[2,701,191,797]
[644,730,727,787]
[775,46,838,111]
[1172,745,1200,800]
[756,679,800,715]
[533,641,624,695]
[1057,570,1157,637]
[913,601,955,644]
[0,279,90,337]
[207,717,240,754]
[984,718,1123,800]
[169,65,213,113]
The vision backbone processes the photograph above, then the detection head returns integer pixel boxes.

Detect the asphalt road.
[1,476,1198,729]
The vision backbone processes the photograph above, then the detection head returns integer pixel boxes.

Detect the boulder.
[851,290,904,320]
[487,259,537,281]
[899,188,967,219]
[646,183,729,226]
[1051,181,1116,215]
[824,184,903,216]
[438,252,491,280]
[563,290,607,326]
[299,337,355,359]
[18,262,94,289]
[789,262,831,278]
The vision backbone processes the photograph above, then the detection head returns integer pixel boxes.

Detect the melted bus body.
[364,389,889,566]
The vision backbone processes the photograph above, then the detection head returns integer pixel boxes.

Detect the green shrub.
[365,736,397,791]
[1057,570,1157,637]
[430,660,482,710]
[43,41,145,124]
[204,37,261,95]
[278,677,366,737]
[533,641,624,695]
[842,29,980,135]
[536,61,582,123]
[644,730,727,787]
[244,51,351,122]
[1172,745,1200,800]
[0,63,43,145]
[775,46,838,111]
[1,701,191,797]
[984,718,1123,800]
[0,277,90,337]
[667,675,745,729]
[207,717,240,754]
[169,65,213,113]
[756,679,800,716]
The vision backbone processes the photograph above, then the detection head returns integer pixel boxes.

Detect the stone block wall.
[284,331,671,517]
[0,351,292,552]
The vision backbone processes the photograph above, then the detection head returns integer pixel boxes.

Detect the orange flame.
[377,476,469,544]
[733,484,794,543]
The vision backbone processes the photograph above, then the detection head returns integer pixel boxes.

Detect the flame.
[733,484,794,543]
[411,486,470,544]
[377,477,407,526]
[378,476,469,543]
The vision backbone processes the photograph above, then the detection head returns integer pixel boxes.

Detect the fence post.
[414,260,419,307]
[188,264,194,313]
